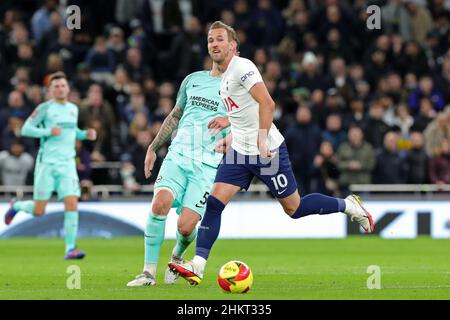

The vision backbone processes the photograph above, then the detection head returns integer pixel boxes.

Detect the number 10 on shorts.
[271,174,288,191]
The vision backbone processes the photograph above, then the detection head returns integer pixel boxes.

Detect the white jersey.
[220,56,284,155]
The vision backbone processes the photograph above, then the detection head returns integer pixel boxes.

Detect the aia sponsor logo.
[223,96,239,112]
[240,71,255,82]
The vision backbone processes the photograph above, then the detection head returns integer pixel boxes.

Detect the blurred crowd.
[0,0,450,197]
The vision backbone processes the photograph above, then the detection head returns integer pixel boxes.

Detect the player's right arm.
[144,105,184,178]
[21,104,61,138]
[144,74,193,178]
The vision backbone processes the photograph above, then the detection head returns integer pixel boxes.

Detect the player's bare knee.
[177,224,194,237]
[65,203,78,211]
[283,197,301,217]
[283,206,296,216]
[152,199,170,216]
[34,208,45,216]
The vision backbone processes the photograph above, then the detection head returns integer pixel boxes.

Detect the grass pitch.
[0,237,449,300]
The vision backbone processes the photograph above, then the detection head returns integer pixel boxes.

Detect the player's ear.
[230,40,237,52]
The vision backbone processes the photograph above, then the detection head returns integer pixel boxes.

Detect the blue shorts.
[214,142,298,199]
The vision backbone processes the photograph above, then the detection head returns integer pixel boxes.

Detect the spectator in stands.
[87,117,116,163]
[0,138,34,186]
[404,0,434,44]
[76,140,92,183]
[349,63,365,84]
[47,27,80,78]
[321,28,354,65]
[364,49,391,90]
[434,56,450,103]
[4,22,31,66]
[123,91,150,124]
[107,26,127,65]
[337,125,375,192]
[311,140,340,196]
[84,36,116,83]
[124,46,152,83]
[397,41,429,77]
[37,10,63,54]
[295,51,325,93]
[157,81,175,100]
[424,112,450,156]
[3,1,450,194]
[128,111,151,144]
[41,53,64,86]
[1,115,35,154]
[26,85,44,107]
[393,103,414,138]
[384,72,408,105]
[166,16,207,83]
[154,96,174,120]
[411,98,436,132]
[73,63,95,98]
[31,0,58,42]
[429,139,450,185]
[13,43,36,74]
[322,113,347,151]
[373,131,406,184]
[75,140,93,201]
[382,0,411,40]
[128,129,160,185]
[79,84,116,137]
[405,131,429,184]
[348,97,368,128]
[316,88,346,129]
[325,57,355,102]
[0,90,30,130]
[247,0,284,47]
[105,66,132,120]
[408,76,445,114]
[365,100,392,151]
[284,105,322,195]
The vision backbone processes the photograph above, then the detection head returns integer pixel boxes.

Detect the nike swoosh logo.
[195,204,204,208]
[278,189,287,195]
[193,84,199,87]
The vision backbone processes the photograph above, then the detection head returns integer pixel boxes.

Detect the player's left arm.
[215,132,233,154]
[76,128,97,141]
[249,82,276,158]
[208,117,230,136]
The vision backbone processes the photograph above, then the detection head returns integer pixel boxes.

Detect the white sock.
[192,255,207,275]
[343,198,354,215]
[143,263,157,276]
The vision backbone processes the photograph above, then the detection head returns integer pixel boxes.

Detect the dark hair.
[48,71,67,85]
[11,138,24,146]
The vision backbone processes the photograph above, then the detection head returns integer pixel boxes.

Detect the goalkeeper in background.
[3,72,97,260]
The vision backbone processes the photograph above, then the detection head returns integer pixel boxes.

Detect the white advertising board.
[0,201,449,238]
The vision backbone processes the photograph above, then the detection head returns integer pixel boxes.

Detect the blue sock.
[291,193,346,219]
[195,195,225,260]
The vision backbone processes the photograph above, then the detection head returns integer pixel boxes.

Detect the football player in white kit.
[169,21,374,286]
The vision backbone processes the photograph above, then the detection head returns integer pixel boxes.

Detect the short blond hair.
[209,21,239,49]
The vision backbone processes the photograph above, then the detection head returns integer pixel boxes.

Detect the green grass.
[0,237,449,300]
